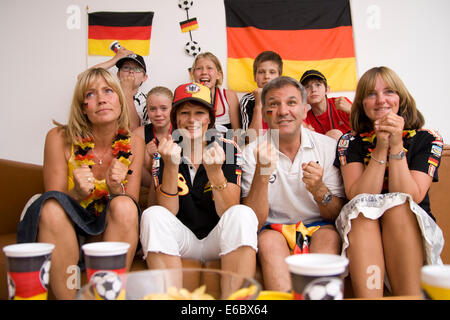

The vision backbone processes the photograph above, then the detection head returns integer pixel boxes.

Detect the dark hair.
[170,100,216,130]
[253,51,283,78]
[351,66,425,133]
[261,76,307,107]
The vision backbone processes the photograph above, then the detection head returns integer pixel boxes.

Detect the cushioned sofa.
[1,146,449,299]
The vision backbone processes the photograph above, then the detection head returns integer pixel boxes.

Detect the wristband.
[158,186,178,197]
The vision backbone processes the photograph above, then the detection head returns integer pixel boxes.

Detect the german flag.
[7,255,50,300]
[224,0,357,92]
[180,18,199,33]
[88,11,153,56]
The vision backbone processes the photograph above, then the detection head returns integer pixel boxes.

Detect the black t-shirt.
[153,135,243,239]
[334,129,444,218]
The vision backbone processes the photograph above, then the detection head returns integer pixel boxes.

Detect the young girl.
[133,86,173,191]
[334,66,444,298]
[190,52,241,131]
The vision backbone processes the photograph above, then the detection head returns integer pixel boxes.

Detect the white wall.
[1,0,449,165]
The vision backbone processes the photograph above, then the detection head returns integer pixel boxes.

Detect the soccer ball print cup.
[81,241,130,300]
[285,253,348,300]
[3,243,54,300]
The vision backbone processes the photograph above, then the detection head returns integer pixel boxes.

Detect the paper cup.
[81,241,130,300]
[421,265,450,300]
[109,41,121,53]
[285,253,348,300]
[3,243,55,300]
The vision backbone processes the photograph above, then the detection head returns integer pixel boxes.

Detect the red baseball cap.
[171,82,215,129]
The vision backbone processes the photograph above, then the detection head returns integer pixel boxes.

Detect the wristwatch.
[389,149,406,160]
[321,190,333,206]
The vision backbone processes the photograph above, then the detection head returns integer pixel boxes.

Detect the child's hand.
[334,97,352,114]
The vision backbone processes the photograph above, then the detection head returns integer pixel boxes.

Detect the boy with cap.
[91,47,149,130]
[139,82,258,294]
[300,69,352,140]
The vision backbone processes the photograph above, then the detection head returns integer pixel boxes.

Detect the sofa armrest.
[429,145,450,264]
[0,159,44,235]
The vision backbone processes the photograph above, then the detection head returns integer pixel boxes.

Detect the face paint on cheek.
[83,102,89,108]
[265,110,273,117]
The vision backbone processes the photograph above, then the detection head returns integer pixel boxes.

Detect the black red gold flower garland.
[73,128,132,216]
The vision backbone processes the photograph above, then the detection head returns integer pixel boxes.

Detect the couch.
[1,146,449,299]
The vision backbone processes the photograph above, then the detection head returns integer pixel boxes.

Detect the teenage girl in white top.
[190,52,241,131]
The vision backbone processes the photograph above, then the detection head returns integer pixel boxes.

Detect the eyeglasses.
[120,65,144,73]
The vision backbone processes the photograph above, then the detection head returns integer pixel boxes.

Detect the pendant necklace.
[92,148,110,165]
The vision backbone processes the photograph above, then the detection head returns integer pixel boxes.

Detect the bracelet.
[210,178,228,191]
[371,155,386,165]
[158,186,178,197]
[120,183,126,194]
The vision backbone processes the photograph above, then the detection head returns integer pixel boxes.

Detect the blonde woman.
[17,68,144,299]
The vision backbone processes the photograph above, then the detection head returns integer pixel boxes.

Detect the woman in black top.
[334,66,444,298]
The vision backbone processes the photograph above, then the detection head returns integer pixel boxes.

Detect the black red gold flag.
[88,11,154,56]
[224,0,357,92]
[180,18,199,33]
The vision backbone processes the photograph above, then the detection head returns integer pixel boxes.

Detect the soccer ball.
[303,277,343,300]
[91,271,123,300]
[185,40,201,57]
[178,0,194,10]
[39,257,51,289]
[7,273,15,300]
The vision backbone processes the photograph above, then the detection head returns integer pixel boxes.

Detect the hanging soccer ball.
[178,0,194,10]
[185,40,201,57]
[39,258,51,289]
[91,271,123,300]
[303,277,343,300]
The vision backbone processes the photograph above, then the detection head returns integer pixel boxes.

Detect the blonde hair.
[54,68,130,144]
[191,52,224,86]
[351,66,424,133]
[147,86,174,101]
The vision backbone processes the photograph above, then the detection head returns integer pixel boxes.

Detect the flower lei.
[73,128,132,216]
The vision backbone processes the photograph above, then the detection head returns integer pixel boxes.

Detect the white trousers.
[140,204,258,262]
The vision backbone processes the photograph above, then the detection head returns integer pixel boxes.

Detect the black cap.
[299,70,326,85]
[116,54,147,73]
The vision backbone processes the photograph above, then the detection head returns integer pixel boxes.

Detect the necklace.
[91,147,110,165]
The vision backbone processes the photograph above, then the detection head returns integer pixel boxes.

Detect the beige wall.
[1,0,449,164]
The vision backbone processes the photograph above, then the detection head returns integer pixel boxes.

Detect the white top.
[241,127,345,225]
[214,87,231,127]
